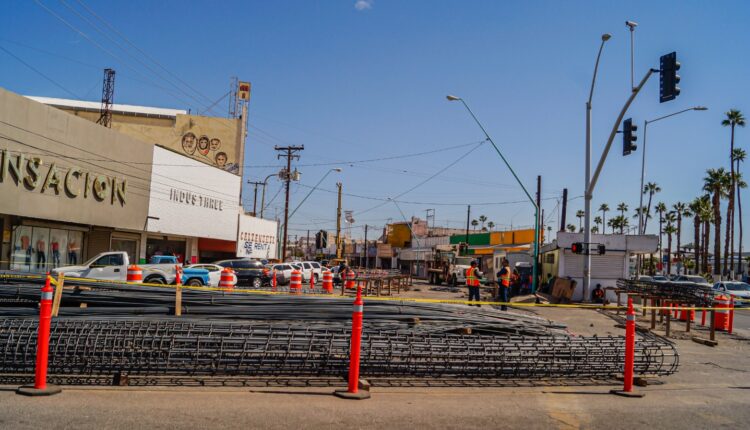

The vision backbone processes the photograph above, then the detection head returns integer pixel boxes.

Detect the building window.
[11,226,83,272]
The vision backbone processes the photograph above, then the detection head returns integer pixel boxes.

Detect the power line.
[0,45,81,99]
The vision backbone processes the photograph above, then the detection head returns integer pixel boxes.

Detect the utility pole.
[364,224,369,269]
[306,229,310,260]
[96,68,115,128]
[560,188,568,232]
[247,181,263,216]
[336,182,343,260]
[465,205,471,254]
[276,145,304,262]
[536,175,542,243]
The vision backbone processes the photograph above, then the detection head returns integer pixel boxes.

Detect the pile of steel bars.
[0,318,679,379]
[616,279,716,306]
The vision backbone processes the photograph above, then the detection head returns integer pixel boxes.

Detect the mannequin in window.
[36,238,46,269]
[21,234,31,267]
[51,238,61,267]
[68,240,77,265]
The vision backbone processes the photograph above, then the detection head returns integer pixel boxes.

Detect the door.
[85,254,125,280]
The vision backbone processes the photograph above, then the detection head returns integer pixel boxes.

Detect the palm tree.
[734,148,747,274]
[617,202,628,219]
[478,215,488,230]
[673,202,687,273]
[664,223,677,275]
[689,197,707,273]
[471,219,479,231]
[704,168,730,276]
[567,224,576,233]
[655,202,667,255]
[607,218,615,234]
[591,226,599,234]
[699,198,715,273]
[598,203,610,229]
[618,215,630,234]
[487,221,495,231]
[594,216,602,231]
[576,210,585,231]
[723,110,746,275]
[642,183,661,232]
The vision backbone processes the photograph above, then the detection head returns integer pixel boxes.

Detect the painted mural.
[171,115,241,175]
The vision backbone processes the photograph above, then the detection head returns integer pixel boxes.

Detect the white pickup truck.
[51,251,210,286]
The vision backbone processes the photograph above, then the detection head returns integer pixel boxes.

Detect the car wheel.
[145,276,166,285]
[252,277,262,289]
[186,278,202,287]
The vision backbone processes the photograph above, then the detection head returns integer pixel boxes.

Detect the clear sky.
[1,1,749,247]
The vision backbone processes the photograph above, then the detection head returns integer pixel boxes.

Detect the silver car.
[713,281,750,306]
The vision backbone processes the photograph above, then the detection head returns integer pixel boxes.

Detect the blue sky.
[1,1,749,246]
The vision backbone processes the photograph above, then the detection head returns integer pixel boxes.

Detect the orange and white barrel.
[219,267,236,290]
[290,269,302,294]
[127,265,143,283]
[322,270,333,293]
[714,294,730,331]
[345,270,356,289]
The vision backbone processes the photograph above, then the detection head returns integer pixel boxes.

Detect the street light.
[288,168,342,220]
[259,172,280,219]
[446,95,541,292]
[636,106,708,274]
[582,33,612,302]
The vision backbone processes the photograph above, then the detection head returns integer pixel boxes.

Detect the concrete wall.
[0,88,152,231]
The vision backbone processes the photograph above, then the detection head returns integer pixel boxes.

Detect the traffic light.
[571,242,584,254]
[623,118,637,156]
[315,230,328,249]
[660,51,680,103]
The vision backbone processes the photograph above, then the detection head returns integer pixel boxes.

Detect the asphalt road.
[732,307,750,331]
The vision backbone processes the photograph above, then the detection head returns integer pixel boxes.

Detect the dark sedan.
[215,259,270,288]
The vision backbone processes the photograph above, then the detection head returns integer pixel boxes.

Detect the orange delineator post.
[610,297,643,397]
[272,270,277,290]
[728,296,734,334]
[16,273,61,396]
[334,283,370,399]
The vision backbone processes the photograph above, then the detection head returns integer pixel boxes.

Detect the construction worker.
[592,283,605,304]
[497,259,511,311]
[465,260,482,307]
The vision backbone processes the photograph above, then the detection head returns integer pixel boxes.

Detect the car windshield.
[685,276,706,283]
[652,276,667,281]
[725,282,750,291]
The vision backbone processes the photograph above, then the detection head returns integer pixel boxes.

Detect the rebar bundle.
[617,279,716,306]
[0,318,678,379]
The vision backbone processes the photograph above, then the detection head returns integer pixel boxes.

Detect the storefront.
[145,145,241,264]
[0,88,153,272]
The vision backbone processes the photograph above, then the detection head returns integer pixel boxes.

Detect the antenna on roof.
[96,68,115,128]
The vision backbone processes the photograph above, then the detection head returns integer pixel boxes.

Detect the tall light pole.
[636,106,707,274]
[583,33,612,302]
[447,95,541,292]
[259,172,279,219]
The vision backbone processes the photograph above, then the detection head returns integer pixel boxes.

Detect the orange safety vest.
[499,267,511,288]
[593,288,605,298]
[465,267,480,287]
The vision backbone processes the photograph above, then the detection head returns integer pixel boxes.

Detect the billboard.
[146,146,240,240]
[236,215,278,259]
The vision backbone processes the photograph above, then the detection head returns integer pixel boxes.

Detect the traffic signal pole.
[584,68,656,300]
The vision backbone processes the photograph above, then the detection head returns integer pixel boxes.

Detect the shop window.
[11,226,84,272]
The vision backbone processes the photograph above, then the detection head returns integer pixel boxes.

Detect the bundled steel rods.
[0,318,678,379]
[617,279,716,306]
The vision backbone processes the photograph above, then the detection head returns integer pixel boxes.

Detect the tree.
[689,197,707,273]
[478,215,488,230]
[655,202,667,255]
[617,202,628,219]
[734,148,747,275]
[591,226,599,234]
[567,224,576,233]
[699,197,714,273]
[704,168,731,275]
[487,221,495,231]
[594,216,602,230]
[618,215,630,234]
[598,203,610,229]
[642,183,661,232]
[471,219,479,231]
[664,223,677,275]
[607,218,615,234]
[672,202,687,273]
[576,210,585,231]
[723,110,746,275]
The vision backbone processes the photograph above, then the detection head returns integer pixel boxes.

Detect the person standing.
[497,259,512,311]
[465,260,482,307]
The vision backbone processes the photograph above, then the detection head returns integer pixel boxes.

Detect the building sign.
[237,214,278,259]
[238,82,251,101]
[1,148,127,206]
[146,146,240,241]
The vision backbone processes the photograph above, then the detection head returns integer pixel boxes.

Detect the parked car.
[713,281,750,306]
[651,275,669,283]
[672,275,712,288]
[290,263,310,282]
[186,263,237,287]
[215,259,269,288]
[51,252,210,286]
[266,263,295,285]
[301,261,323,282]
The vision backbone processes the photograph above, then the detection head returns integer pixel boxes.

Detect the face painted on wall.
[197,135,210,156]
[181,133,197,155]
[209,138,221,151]
[215,152,228,167]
